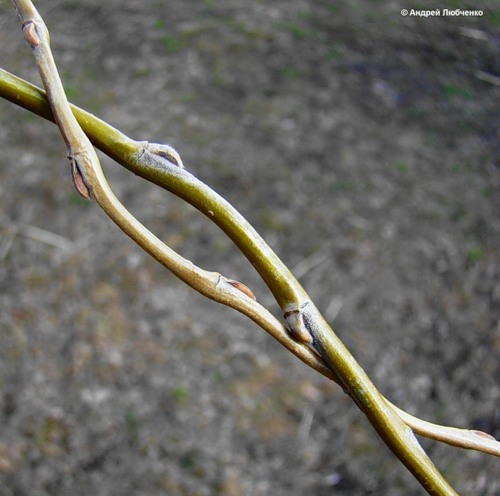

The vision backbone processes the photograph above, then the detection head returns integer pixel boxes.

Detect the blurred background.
[0,1,499,494]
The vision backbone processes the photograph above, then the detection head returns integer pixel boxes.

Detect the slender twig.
[4,2,499,492]
[1,65,499,465]
[394,406,500,457]
[0,5,480,484]
[10,0,285,343]
[475,70,500,87]
[2,222,74,251]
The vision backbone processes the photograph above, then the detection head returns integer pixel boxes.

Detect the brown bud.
[473,430,496,440]
[70,159,91,200]
[226,279,256,301]
[284,309,313,344]
[147,143,184,168]
[22,22,41,47]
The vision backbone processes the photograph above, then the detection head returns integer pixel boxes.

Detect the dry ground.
[0,1,499,494]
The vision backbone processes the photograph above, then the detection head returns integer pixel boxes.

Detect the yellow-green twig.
[4,2,498,492]
[3,65,500,492]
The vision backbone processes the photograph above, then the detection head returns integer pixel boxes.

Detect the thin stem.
[2,67,499,459]
[8,0,313,384]
[2,4,497,490]
[1,14,458,481]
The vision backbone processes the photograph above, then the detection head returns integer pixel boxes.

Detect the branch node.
[284,302,314,344]
[137,141,184,169]
[226,279,257,301]
[69,154,92,200]
[22,21,41,47]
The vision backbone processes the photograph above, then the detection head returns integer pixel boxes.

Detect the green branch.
[2,66,499,494]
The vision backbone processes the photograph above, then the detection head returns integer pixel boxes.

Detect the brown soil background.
[0,1,499,494]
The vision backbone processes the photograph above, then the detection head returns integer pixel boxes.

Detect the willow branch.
[8,0,326,396]
[3,5,499,490]
[2,64,499,470]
